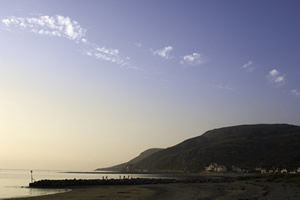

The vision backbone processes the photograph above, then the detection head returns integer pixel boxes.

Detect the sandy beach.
[10,180,300,200]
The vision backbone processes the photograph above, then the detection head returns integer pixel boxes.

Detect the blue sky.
[0,0,299,170]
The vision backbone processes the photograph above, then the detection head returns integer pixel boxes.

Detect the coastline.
[6,180,300,200]
[6,185,155,200]
[1,189,71,200]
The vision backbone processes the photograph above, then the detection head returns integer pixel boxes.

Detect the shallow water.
[0,169,70,199]
[0,169,172,199]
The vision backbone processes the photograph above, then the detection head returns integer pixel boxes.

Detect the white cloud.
[2,18,10,26]
[2,15,86,41]
[83,46,130,66]
[268,68,285,85]
[2,15,132,67]
[153,46,173,59]
[85,51,93,56]
[241,60,255,72]
[269,69,279,77]
[291,89,300,97]
[180,52,205,66]
[134,42,142,48]
[242,60,252,68]
[216,84,234,91]
[274,76,285,83]
[96,47,119,56]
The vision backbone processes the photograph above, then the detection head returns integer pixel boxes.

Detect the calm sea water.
[0,169,170,199]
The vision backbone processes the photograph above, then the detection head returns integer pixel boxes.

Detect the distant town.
[205,163,300,175]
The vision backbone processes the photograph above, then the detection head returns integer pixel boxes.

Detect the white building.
[280,169,288,174]
[205,163,227,173]
[216,165,227,172]
[261,169,267,174]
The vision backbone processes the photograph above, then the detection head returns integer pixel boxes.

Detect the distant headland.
[97,124,300,174]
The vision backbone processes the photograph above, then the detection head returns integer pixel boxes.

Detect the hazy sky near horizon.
[0,0,299,170]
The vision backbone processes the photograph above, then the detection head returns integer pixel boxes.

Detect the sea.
[0,169,170,199]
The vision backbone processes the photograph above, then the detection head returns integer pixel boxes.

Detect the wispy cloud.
[180,52,205,66]
[216,84,234,91]
[291,89,300,97]
[153,46,173,59]
[268,69,285,86]
[85,46,130,66]
[2,15,86,41]
[2,15,131,67]
[134,42,142,48]
[241,60,254,72]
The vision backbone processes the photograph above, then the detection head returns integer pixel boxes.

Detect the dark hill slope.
[133,124,300,172]
[96,148,162,171]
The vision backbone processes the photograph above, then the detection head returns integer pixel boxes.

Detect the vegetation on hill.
[130,124,300,172]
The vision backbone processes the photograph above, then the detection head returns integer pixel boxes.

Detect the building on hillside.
[216,165,227,172]
[281,169,288,174]
[261,169,267,174]
[205,163,227,173]
[205,163,218,172]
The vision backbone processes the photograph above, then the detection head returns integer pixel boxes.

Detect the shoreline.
[1,189,72,200]
[4,174,300,200]
[5,179,300,200]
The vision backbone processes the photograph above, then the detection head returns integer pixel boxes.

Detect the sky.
[0,0,299,171]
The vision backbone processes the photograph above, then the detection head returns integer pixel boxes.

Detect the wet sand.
[9,180,300,200]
